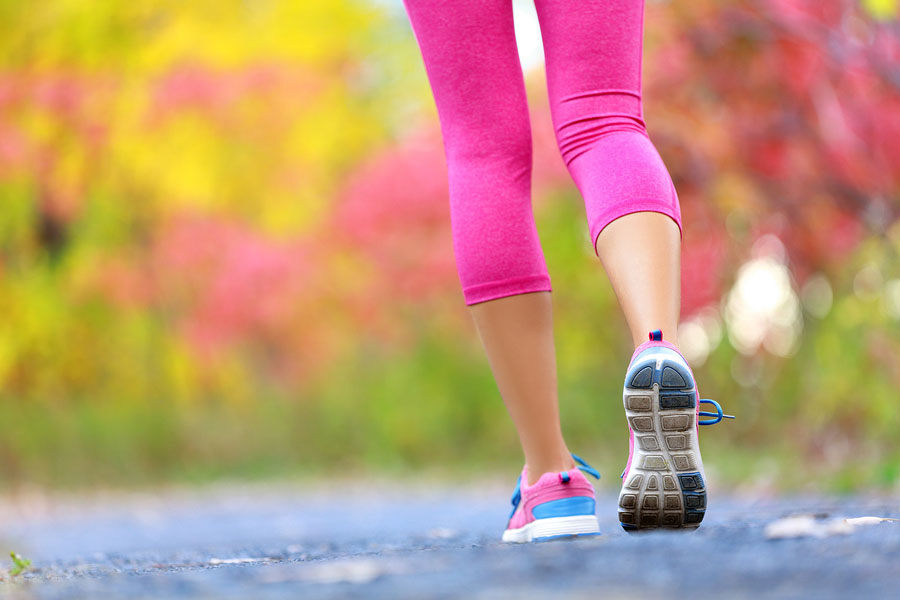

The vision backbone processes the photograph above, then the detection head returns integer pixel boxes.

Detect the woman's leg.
[470,292,575,484]
[534,0,683,346]
[401,0,573,484]
[595,212,681,348]
[536,0,708,531]
[401,0,551,305]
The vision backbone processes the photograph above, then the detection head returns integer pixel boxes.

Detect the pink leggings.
[401,0,681,305]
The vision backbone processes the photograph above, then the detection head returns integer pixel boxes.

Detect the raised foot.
[619,354,707,531]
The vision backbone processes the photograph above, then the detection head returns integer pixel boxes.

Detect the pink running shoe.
[618,329,733,531]
[502,453,602,543]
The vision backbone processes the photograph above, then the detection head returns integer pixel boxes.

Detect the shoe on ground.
[617,329,732,531]
[502,453,602,543]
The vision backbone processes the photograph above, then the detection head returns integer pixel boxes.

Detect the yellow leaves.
[1,0,386,73]
[251,0,381,64]
[17,108,58,146]
[132,113,224,210]
[0,0,396,235]
[137,10,247,72]
[0,316,14,391]
[0,0,410,410]
[125,0,381,73]
[164,338,201,407]
[256,186,324,239]
[0,180,36,252]
[862,0,899,21]
[1,0,137,70]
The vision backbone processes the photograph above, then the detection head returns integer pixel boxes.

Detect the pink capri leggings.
[401,0,681,305]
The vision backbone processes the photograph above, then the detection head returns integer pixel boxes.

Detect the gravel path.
[0,478,897,598]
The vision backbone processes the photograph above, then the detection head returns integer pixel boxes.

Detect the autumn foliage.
[0,0,898,488]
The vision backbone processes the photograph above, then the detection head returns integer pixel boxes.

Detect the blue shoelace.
[509,453,600,520]
[698,398,735,426]
[643,330,735,425]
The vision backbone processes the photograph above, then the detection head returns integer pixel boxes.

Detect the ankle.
[525,454,576,486]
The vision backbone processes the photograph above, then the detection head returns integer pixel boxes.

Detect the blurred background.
[0,0,898,493]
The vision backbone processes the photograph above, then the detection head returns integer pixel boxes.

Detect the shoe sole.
[617,353,707,531]
[501,515,601,543]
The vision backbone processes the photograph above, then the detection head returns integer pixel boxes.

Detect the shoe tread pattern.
[618,355,706,531]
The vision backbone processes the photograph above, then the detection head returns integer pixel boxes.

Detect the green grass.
[0,331,896,494]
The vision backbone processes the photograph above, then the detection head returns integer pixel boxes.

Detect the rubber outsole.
[618,353,707,531]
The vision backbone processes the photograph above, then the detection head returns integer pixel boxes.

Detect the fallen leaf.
[259,557,418,584]
[764,515,854,539]
[427,527,459,539]
[843,516,900,526]
[209,557,272,565]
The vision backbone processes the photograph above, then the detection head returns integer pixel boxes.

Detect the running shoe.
[617,329,733,531]
[502,453,602,543]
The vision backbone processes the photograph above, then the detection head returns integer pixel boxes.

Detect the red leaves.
[644,0,898,289]
[331,127,457,305]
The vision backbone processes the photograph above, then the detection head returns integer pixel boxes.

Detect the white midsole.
[501,515,600,543]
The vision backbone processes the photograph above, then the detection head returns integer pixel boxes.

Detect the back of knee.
[443,114,532,167]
